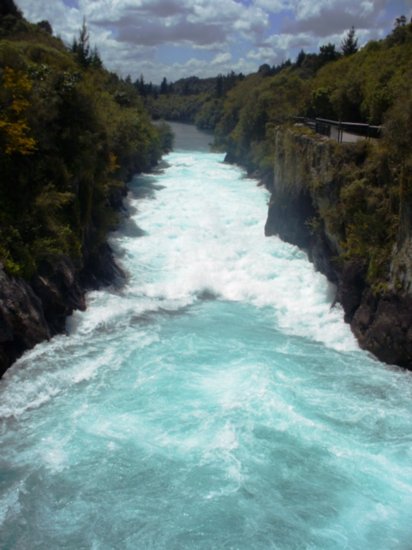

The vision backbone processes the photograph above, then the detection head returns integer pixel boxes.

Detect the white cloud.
[211,52,232,65]
[280,0,391,35]
[16,0,82,42]
[253,0,288,12]
[15,0,404,83]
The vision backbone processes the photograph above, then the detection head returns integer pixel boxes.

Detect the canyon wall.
[264,126,412,369]
[0,239,124,377]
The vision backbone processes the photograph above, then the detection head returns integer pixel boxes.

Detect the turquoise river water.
[1,124,412,549]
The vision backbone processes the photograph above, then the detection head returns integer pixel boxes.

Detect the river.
[1,122,412,549]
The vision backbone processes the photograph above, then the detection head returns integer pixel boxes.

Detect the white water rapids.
[1,123,412,549]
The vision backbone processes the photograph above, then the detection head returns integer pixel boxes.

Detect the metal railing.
[294,117,382,143]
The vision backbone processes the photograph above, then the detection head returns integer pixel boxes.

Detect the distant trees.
[215,74,224,97]
[160,77,169,95]
[255,60,291,77]
[135,74,154,97]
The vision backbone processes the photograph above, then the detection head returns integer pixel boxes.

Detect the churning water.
[1,124,412,549]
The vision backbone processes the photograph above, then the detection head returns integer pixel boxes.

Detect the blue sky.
[16,0,412,83]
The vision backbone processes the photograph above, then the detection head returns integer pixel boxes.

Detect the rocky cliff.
[0,240,124,378]
[264,125,412,369]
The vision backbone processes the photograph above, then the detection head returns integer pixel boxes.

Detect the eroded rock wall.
[0,239,124,378]
[265,126,412,369]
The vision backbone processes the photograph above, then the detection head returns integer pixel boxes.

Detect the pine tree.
[341,26,358,56]
[160,77,168,95]
[296,49,306,67]
[72,18,91,67]
[90,46,102,69]
[215,74,223,98]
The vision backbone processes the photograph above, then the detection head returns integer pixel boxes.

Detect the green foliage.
[215,70,308,172]
[155,121,174,152]
[195,98,224,130]
[144,72,244,128]
[309,87,336,118]
[312,23,412,123]
[319,43,341,64]
[146,93,206,124]
[0,66,36,154]
[0,16,162,278]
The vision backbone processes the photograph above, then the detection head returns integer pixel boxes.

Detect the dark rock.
[264,190,314,249]
[0,268,50,377]
[337,260,367,322]
[351,292,412,367]
[308,230,340,285]
[31,257,86,335]
[80,242,125,289]
[260,126,412,370]
[0,242,125,377]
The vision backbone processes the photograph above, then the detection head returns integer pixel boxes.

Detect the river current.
[1,124,412,549]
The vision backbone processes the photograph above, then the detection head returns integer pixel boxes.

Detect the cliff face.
[0,241,124,378]
[264,126,412,369]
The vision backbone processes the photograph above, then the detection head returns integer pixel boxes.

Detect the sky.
[16,0,412,84]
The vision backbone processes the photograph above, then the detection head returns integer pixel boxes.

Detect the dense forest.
[0,4,172,281]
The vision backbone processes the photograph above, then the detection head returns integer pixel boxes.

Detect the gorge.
[263,126,412,368]
[1,4,412,547]
[1,123,412,549]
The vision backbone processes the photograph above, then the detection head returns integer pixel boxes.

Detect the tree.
[160,76,168,95]
[215,74,223,97]
[395,15,407,28]
[36,20,53,34]
[136,74,147,96]
[319,43,340,64]
[310,87,335,118]
[258,63,272,76]
[0,67,36,155]
[90,46,102,69]
[295,49,306,67]
[72,18,91,67]
[0,0,22,18]
[341,26,358,56]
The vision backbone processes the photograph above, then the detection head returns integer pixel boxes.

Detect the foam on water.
[118,151,357,352]
[1,146,412,549]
